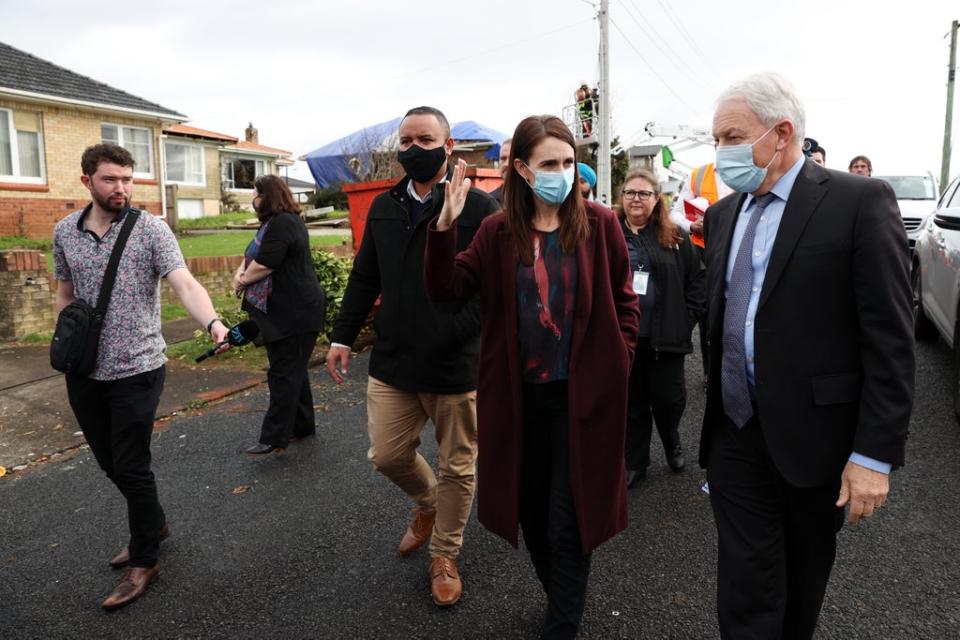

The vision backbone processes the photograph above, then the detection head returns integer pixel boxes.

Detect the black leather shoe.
[667,448,686,473]
[626,469,646,489]
[245,443,279,455]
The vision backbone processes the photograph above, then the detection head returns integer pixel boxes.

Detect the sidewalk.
[0,318,266,472]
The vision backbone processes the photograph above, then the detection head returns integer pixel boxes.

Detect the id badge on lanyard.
[633,268,649,296]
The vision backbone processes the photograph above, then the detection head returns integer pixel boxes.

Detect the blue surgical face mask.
[715,125,779,193]
[522,164,575,205]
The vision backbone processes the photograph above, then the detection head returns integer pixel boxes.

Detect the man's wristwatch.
[206,318,224,334]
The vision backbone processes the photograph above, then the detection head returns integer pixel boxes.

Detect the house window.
[165,142,205,185]
[101,123,153,177]
[0,108,44,182]
[221,156,265,190]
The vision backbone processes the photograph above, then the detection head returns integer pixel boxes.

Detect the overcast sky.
[2,0,959,183]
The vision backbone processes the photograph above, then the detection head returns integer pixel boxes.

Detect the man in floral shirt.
[53,144,229,610]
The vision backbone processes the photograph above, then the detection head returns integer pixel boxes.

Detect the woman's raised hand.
[437,158,471,231]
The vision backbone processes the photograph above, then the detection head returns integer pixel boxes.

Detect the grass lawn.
[0,236,52,251]
[176,210,349,231]
[165,338,270,371]
[161,293,239,322]
[177,232,349,258]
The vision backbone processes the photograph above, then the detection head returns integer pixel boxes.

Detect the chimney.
[245,122,258,144]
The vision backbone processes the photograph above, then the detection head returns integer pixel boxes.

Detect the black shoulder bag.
[50,209,141,376]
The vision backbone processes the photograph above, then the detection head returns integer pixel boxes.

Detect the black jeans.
[66,366,166,568]
[260,332,318,447]
[707,413,844,640]
[624,340,686,472]
[520,380,591,640]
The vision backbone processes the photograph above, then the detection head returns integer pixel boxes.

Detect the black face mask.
[397,144,447,183]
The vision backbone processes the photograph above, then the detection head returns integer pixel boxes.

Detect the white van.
[874,173,939,247]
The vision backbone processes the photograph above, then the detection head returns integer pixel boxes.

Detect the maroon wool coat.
[425,201,640,553]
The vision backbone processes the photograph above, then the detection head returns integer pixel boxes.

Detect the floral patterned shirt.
[53,206,186,380]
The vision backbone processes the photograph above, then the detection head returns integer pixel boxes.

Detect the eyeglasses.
[622,189,656,201]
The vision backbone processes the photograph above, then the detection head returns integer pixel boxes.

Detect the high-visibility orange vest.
[687,163,720,249]
[690,163,720,204]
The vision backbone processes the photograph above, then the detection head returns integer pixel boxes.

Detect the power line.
[619,0,716,91]
[653,0,725,83]
[397,19,595,79]
[608,16,698,114]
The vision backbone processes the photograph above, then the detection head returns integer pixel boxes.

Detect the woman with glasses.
[232,175,326,455]
[425,115,639,639]
[617,169,706,488]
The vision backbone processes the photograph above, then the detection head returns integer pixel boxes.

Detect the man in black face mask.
[326,106,498,607]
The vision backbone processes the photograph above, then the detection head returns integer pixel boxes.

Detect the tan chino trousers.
[366,376,478,559]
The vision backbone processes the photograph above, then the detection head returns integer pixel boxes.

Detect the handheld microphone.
[195,320,260,363]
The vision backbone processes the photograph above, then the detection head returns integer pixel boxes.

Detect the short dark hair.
[848,155,872,172]
[814,145,825,159]
[253,174,301,221]
[81,143,135,176]
[402,106,451,138]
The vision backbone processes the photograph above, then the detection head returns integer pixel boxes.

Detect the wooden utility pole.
[941,20,957,194]
[597,0,612,204]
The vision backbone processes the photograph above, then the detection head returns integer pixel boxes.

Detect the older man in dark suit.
[701,72,914,640]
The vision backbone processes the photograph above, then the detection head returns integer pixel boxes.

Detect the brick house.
[163,122,293,219]
[0,42,295,236]
[0,41,187,238]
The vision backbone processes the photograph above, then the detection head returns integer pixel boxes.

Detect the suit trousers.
[259,332,318,447]
[365,376,477,559]
[707,412,844,640]
[624,340,686,472]
[520,380,592,640]
[66,366,166,568]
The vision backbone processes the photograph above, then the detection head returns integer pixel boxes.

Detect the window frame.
[101,122,154,178]
[221,154,267,192]
[0,107,46,184]
[164,140,206,187]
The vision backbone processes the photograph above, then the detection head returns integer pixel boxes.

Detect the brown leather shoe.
[110,524,171,568]
[397,510,435,557]
[429,556,462,606]
[101,565,159,610]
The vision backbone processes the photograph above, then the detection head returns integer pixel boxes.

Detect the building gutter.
[0,87,188,122]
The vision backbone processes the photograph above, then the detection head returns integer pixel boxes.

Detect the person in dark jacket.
[233,174,325,455]
[425,115,639,639]
[325,106,498,608]
[618,169,706,487]
[489,138,511,205]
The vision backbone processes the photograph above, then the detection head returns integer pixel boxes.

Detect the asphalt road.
[2,337,959,639]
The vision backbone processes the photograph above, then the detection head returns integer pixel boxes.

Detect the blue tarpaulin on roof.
[303,119,509,188]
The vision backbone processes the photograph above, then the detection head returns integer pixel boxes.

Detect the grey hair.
[717,72,805,146]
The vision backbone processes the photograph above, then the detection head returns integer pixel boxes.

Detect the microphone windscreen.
[228,319,260,346]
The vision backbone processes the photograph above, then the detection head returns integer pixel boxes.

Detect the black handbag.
[50,209,141,376]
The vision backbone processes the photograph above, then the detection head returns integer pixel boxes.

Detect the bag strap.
[94,208,141,315]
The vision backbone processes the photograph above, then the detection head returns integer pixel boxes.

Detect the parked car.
[913,173,960,420]
[876,173,939,247]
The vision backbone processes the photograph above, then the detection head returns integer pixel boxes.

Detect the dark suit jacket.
[700,160,914,487]
[425,201,640,552]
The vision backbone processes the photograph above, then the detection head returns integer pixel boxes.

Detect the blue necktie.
[721,193,776,428]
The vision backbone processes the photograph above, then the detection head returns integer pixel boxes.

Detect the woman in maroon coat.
[425,115,639,639]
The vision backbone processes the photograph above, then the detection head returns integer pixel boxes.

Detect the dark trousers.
[66,366,166,568]
[260,332,318,447]
[707,413,844,640]
[695,244,709,375]
[520,381,591,640]
[624,341,685,472]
